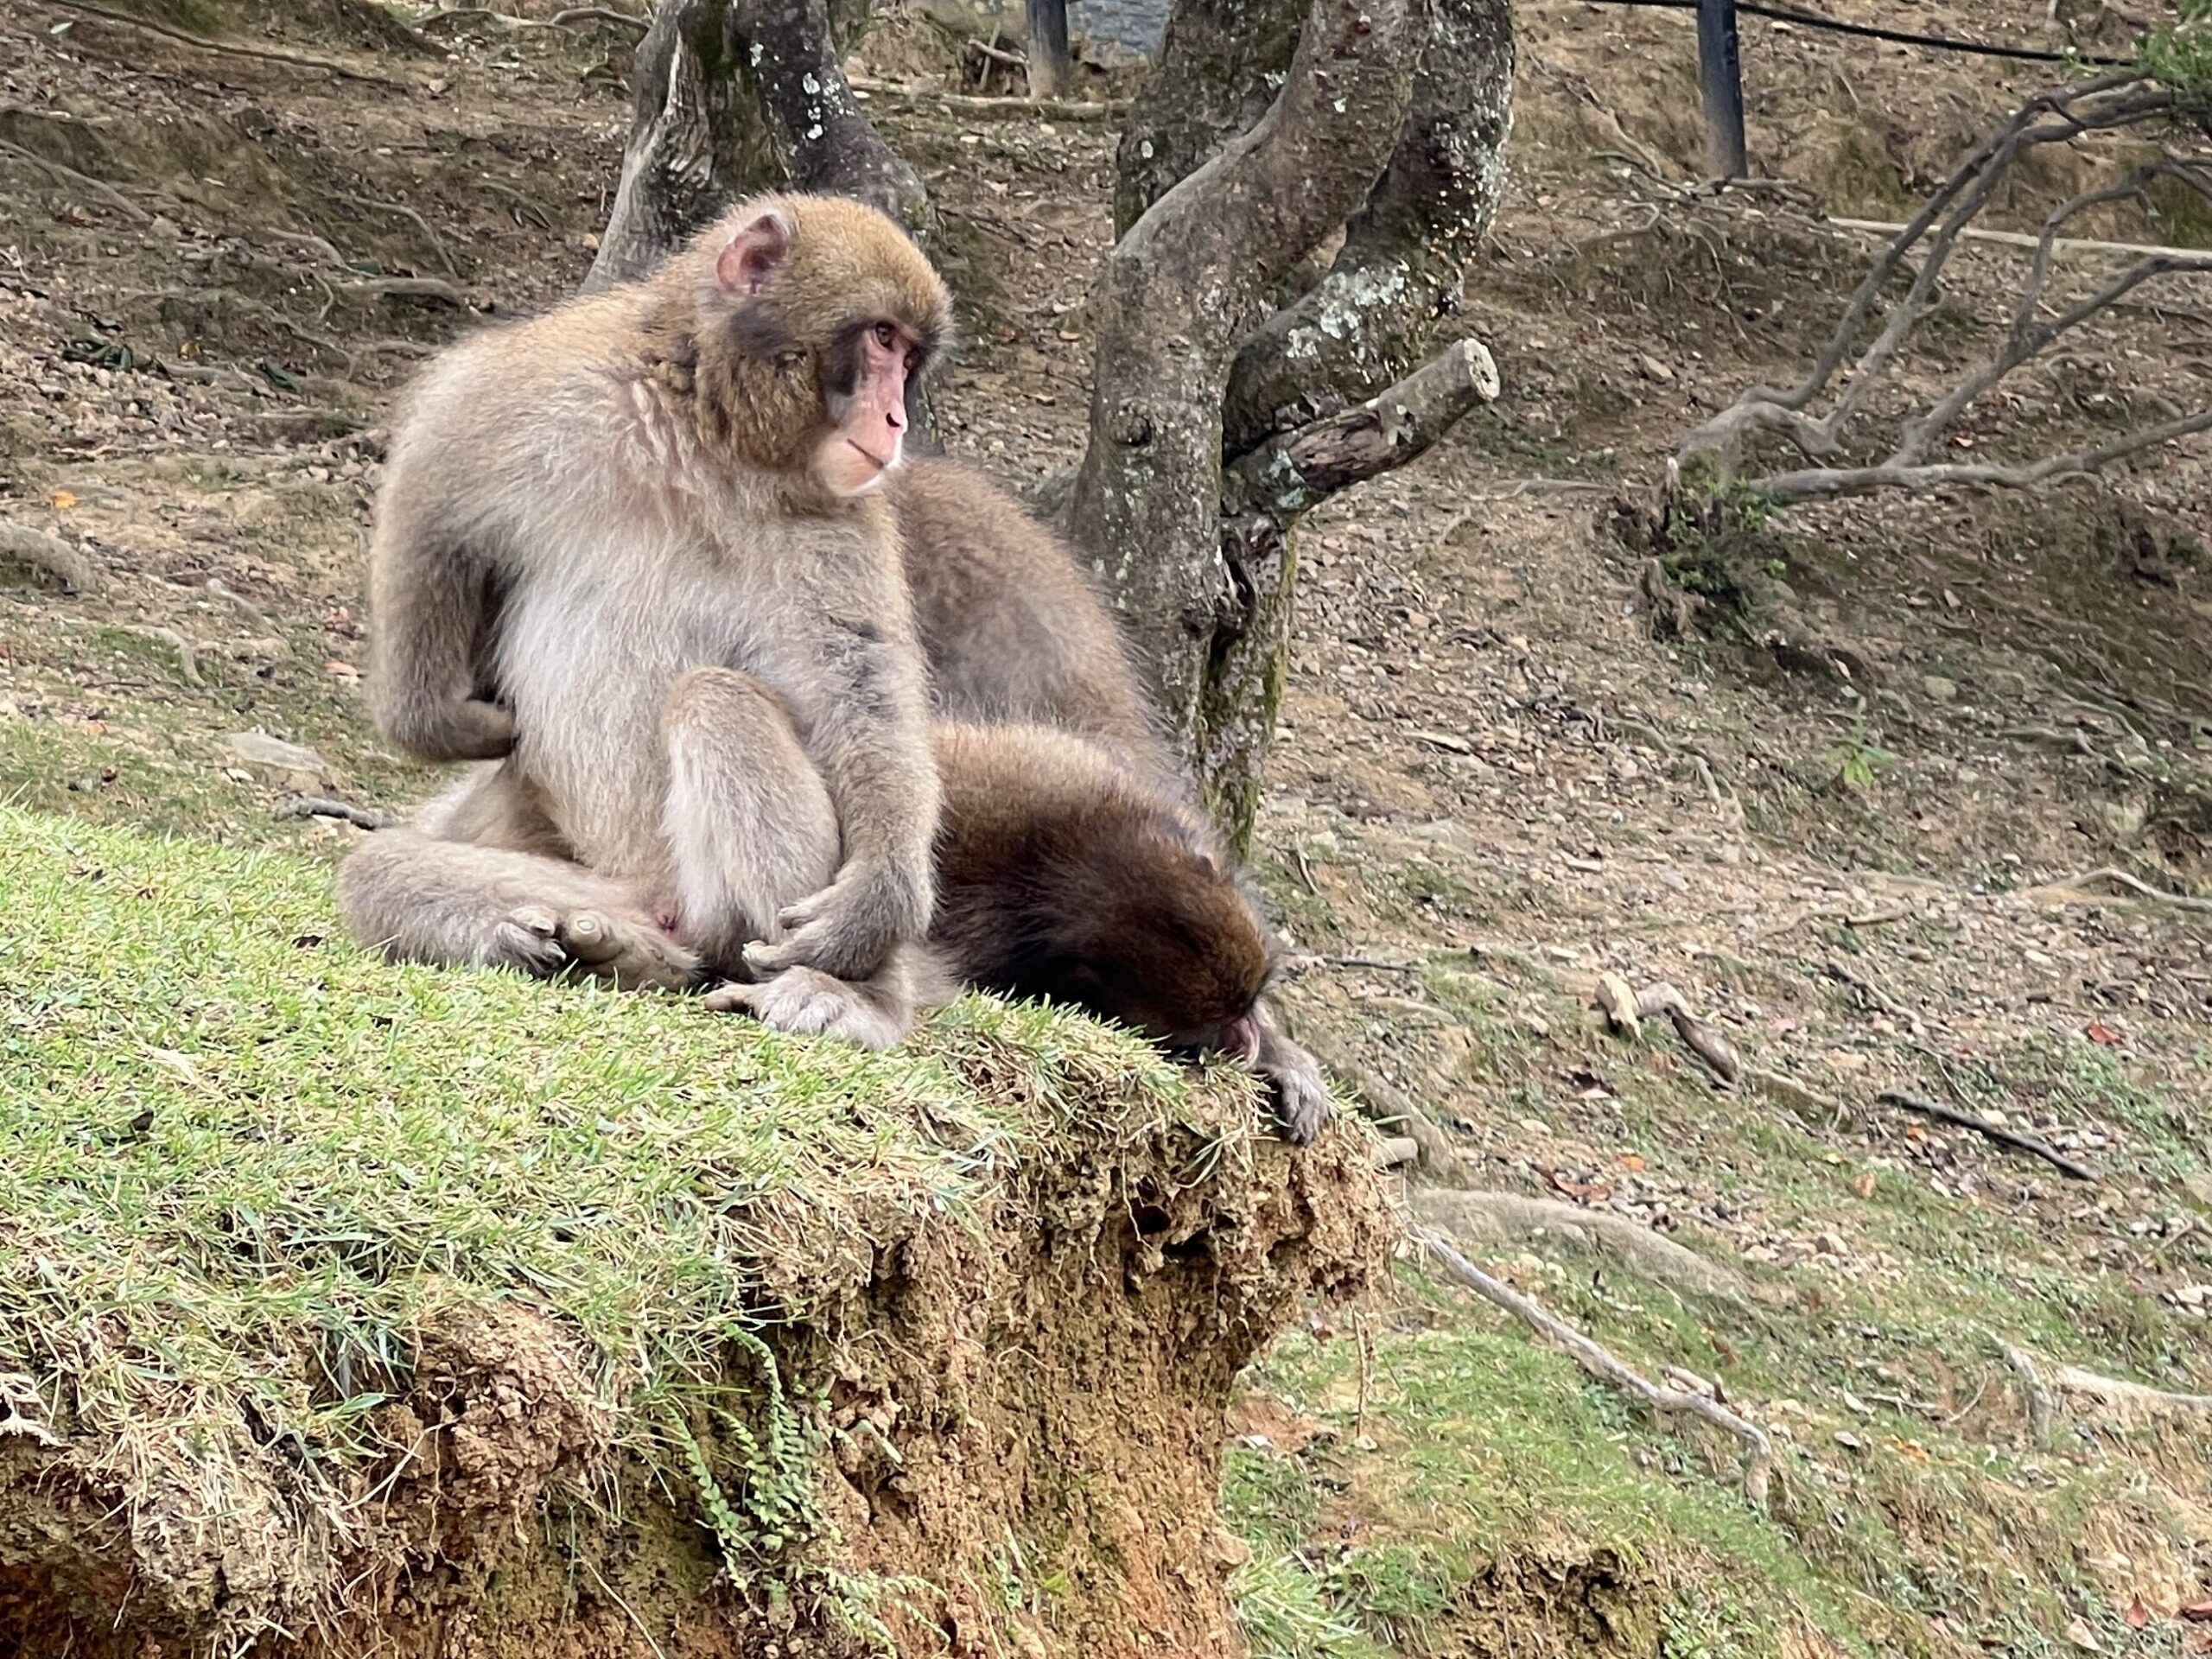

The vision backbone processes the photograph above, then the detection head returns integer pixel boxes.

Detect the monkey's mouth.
[846,438,893,471]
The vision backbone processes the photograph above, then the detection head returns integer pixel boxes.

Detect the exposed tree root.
[37,0,409,85]
[1413,1189,1748,1303]
[2003,1344,2056,1440]
[2051,1363,2212,1423]
[0,138,149,224]
[2028,865,2212,914]
[1296,1025,1467,1184]
[0,524,99,594]
[1415,1229,1774,1505]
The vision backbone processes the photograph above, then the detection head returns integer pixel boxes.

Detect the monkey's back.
[891,459,1176,781]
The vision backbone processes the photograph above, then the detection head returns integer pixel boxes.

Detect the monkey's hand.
[1254,1021,1332,1147]
[392,696,518,763]
[741,856,931,983]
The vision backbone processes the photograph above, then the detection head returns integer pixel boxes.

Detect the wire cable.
[1573,0,2135,69]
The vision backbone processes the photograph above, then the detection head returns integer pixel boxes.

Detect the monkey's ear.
[715,209,795,297]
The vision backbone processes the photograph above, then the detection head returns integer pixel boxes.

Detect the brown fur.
[891,458,1171,779]
[931,722,1269,1046]
[345,194,956,1049]
[893,461,1333,1142]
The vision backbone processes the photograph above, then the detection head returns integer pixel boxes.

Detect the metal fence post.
[1696,0,1748,180]
[1027,0,1072,99]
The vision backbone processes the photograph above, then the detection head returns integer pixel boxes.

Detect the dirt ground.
[2,0,2209,1652]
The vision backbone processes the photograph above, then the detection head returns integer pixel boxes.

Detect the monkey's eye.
[872,321,899,351]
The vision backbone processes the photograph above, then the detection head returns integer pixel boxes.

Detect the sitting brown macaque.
[343,193,957,1046]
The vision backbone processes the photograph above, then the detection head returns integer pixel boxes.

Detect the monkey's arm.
[743,615,941,984]
[365,448,517,763]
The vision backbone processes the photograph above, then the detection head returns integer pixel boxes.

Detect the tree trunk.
[1110,0,1305,236]
[1224,0,1516,454]
[1077,0,1511,844]
[1026,0,1072,99]
[1066,0,1421,832]
[588,0,929,295]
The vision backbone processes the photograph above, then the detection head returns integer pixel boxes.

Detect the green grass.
[1219,961,2211,1658]
[0,804,1263,1639]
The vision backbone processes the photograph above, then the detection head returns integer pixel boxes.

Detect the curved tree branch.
[1110,0,1305,237]
[1223,0,1514,455]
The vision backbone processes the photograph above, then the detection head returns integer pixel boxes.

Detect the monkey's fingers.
[701,968,912,1051]
[742,901,892,983]
[1262,1062,1332,1147]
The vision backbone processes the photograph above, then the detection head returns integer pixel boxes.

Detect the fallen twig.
[1876,1090,2099,1181]
[40,0,407,84]
[280,796,397,830]
[1637,982,1739,1084]
[2031,865,2212,914]
[0,524,99,594]
[1415,1229,1773,1504]
[1595,976,1739,1084]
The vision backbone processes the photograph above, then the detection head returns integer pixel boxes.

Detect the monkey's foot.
[701,966,912,1052]
[499,904,700,990]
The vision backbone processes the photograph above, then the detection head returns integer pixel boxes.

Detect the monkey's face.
[1054,874,1272,1063]
[815,320,926,498]
[698,197,952,495]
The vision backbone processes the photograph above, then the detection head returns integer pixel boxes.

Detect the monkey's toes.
[558,911,618,963]
[490,912,567,977]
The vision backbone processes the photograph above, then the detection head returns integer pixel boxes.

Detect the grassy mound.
[0,808,1394,1656]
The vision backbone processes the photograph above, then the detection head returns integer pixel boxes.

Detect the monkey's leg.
[660,666,944,1051]
[335,829,700,990]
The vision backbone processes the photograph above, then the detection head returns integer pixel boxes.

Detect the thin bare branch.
[1681,74,2172,464]
[1753,403,2212,503]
